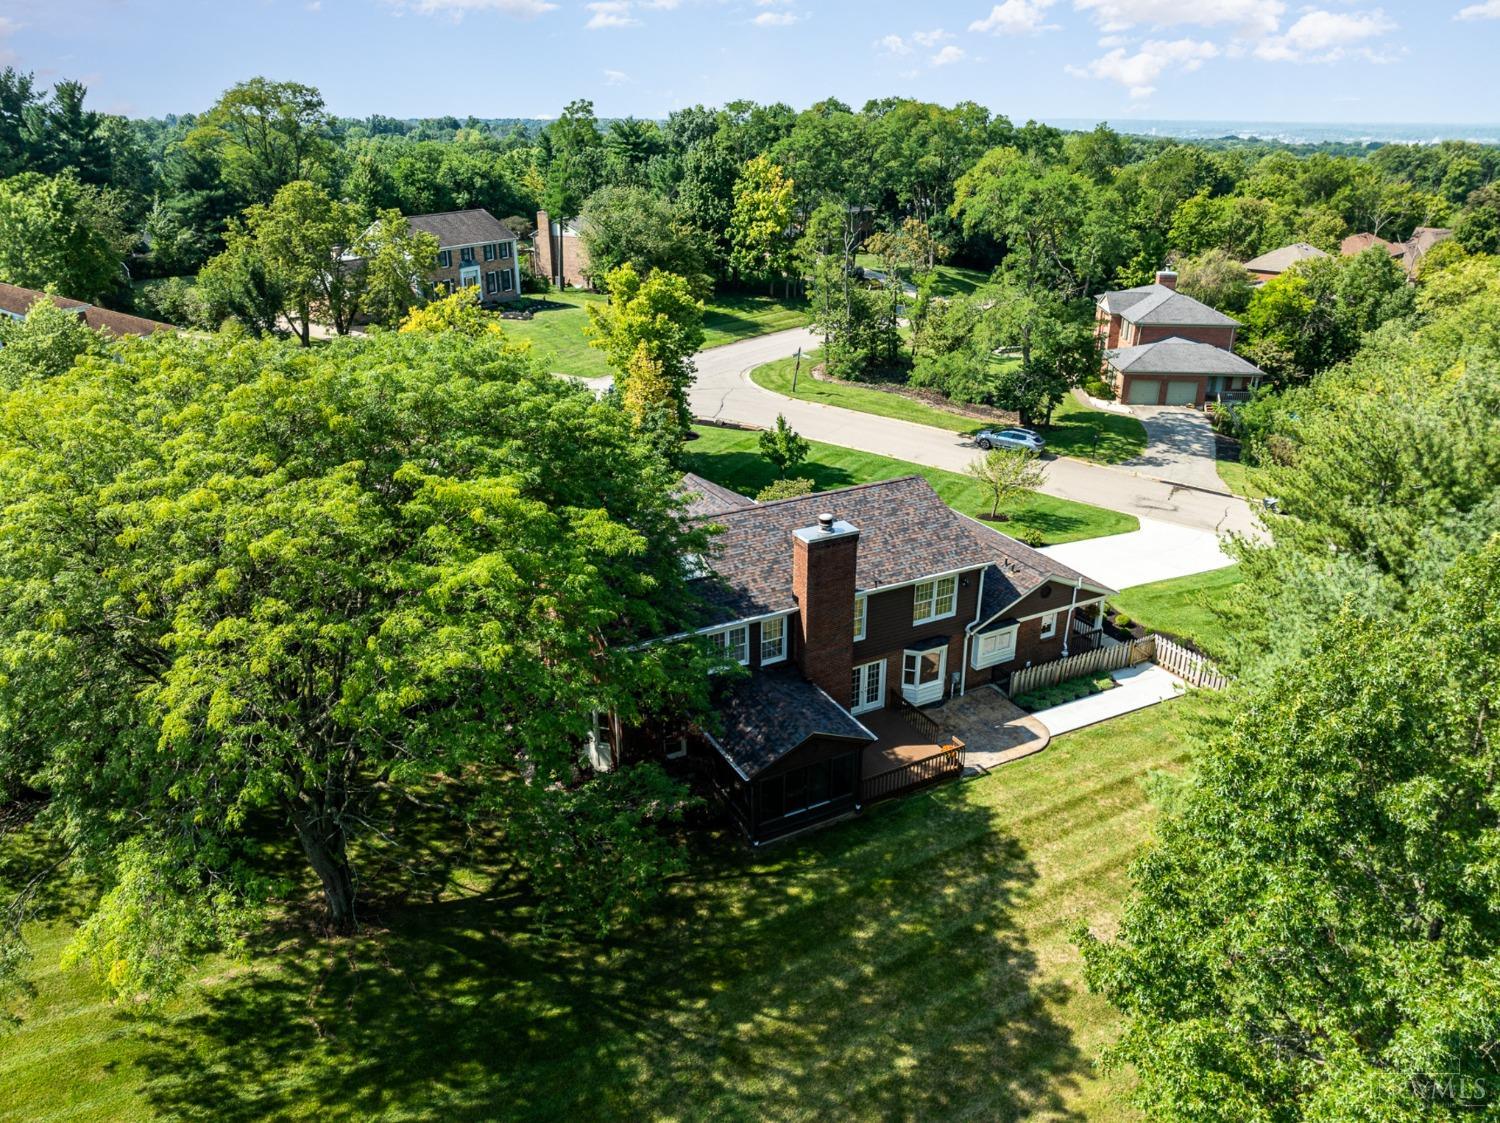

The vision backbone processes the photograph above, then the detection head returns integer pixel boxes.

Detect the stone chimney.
[791,513,859,704]
[1156,269,1178,290]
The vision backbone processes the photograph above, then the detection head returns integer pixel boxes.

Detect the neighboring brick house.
[533,210,592,289]
[1243,241,1329,283]
[405,209,521,306]
[594,474,1113,843]
[1094,271,1259,406]
[0,282,173,337]
[1342,226,1454,277]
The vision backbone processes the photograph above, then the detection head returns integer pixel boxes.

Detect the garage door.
[1127,378,1160,405]
[1165,379,1199,406]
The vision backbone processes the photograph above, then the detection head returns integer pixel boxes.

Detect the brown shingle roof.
[676,473,756,519]
[689,475,1108,627]
[405,208,517,248]
[0,283,174,337]
[705,667,873,777]
[1243,242,1330,275]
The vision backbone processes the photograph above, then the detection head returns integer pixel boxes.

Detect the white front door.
[851,660,885,715]
[901,646,948,707]
[459,265,481,292]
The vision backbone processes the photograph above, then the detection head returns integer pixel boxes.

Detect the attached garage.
[1124,376,1204,406]
[1106,336,1265,410]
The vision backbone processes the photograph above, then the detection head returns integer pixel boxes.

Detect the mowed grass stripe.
[1,698,1206,1122]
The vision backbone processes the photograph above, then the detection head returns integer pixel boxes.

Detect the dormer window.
[707,625,749,666]
[760,616,787,664]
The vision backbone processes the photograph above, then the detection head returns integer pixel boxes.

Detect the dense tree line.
[1080,247,1500,1122]
[3,68,1498,329]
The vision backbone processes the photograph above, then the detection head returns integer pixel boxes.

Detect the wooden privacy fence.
[1150,635,1230,690]
[1007,637,1152,696]
[1007,634,1228,696]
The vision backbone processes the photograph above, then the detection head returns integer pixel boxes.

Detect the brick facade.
[535,210,592,289]
[431,240,521,307]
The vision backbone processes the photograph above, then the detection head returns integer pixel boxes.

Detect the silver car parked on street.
[973,427,1045,453]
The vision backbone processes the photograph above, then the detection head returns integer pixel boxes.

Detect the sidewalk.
[1031,664,1186,737]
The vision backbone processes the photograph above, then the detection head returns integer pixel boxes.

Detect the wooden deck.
[861,709,954,778]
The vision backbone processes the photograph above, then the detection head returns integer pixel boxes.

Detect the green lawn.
[500,289,811,379]
[854,253,992,299]
[749,353,1147,465]
[0,694,1215,1122]
[1111,566,1244,657]
[1215,458,1268,501]
[685,423,1137,545]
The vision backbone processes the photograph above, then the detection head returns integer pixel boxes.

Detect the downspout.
[960,567,986,698]
[1061,577,1082,658]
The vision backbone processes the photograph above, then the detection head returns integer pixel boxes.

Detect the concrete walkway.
[689,329,1260,540]
[1125,405,1226,493]
[1040,516,1237,590]
[1032,664,1186,737]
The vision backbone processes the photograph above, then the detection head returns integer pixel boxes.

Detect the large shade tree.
[0,330,717,998]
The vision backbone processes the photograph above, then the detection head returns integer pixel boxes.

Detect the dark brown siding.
[964,590,1108,690]
[851,568,982,709]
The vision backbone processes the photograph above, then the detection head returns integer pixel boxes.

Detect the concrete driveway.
[688,329,1259,539]
[1040,516,1237,589]
[1124,405,1226,493]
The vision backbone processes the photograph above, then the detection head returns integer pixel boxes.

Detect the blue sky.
[3,0,1497,124]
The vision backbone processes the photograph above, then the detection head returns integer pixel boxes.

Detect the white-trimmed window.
[708,624,749,665]
[972,626,1018,669]
[912,575,958,625]
[760,616,787,664]
[1039,612,1058,640]
[853,594,867,641]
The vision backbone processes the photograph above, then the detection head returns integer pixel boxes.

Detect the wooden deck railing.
[861,743,965,804]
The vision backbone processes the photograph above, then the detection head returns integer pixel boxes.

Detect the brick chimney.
[1156,269,1178,290]
[792,513,858,703]
[535,210,554,285]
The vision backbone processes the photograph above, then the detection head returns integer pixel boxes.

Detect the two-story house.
[406,209,522,307]
[1094,270,1261,407]
[596,474,1113,844]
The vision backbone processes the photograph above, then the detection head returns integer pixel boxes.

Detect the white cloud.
[1457,0,1500,16]
[912,27,952,46]
[753,9,800,25]
[1066,36,1218,98]
[1254,8,1396,62]
[585,0,637,27]
[969,0,1060,35]
[403,0,557,15]
[603,68,632,84]
[1073,0,1283,36]
[930,44,967,65]
[876,33,913,54]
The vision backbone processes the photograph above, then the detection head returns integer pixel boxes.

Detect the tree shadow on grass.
[682,448,860,501]
[135,788,1087,1122]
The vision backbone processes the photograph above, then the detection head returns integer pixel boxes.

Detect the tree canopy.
[0,329,717,997]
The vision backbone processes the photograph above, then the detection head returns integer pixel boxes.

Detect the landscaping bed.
[1013,673,1117,713]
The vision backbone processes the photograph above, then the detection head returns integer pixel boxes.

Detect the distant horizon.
[6,1,1497,127]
